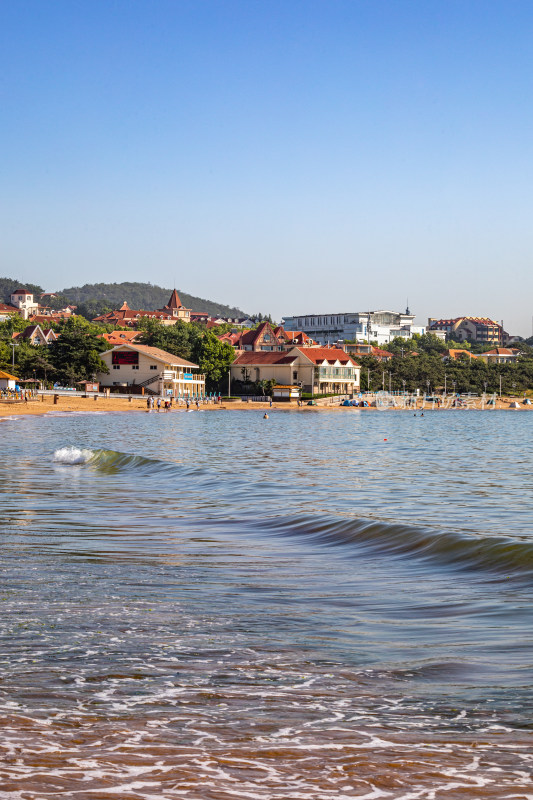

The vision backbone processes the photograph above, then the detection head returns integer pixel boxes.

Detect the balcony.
[161,371,206,383]
[314,367,356,381]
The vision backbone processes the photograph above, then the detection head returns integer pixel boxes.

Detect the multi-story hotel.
[428,317,504,345]
[282,309,425,346]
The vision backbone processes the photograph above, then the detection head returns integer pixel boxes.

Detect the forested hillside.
[0,277,43,301]
[58,282,246,319]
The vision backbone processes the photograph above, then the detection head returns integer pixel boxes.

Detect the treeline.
[56,281,246,320]
[0,277,43,300]
[0,316,109,387]
[1,277,248,321]
[136,318,235,392]
[360,334,533,394]
[0,315,235,392]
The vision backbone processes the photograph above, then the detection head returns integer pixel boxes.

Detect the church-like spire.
[166,289,182,309]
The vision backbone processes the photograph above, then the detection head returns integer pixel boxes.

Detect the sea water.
[0,408,532,798]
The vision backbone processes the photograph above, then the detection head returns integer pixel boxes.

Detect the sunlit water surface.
[0,408,532,798]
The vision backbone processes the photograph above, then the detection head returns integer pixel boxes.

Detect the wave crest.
[53,446,95,464]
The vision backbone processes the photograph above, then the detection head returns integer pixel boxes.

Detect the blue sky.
[1,0,532,334]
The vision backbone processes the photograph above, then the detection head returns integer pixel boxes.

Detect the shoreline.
[1,393,532,418]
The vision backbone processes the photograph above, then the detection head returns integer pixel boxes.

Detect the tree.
[48,317,109,384]
[138,318,202,361]
[192,331,235,392]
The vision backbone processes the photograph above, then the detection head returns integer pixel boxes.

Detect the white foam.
[53,446,94,465]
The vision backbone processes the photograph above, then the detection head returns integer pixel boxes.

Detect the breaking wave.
[52,445,205,478]
[53,446,94,464]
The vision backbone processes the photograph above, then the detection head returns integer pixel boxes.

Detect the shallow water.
[0,409,532,798]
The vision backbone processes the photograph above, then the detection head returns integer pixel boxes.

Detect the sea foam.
[53,446,94,465]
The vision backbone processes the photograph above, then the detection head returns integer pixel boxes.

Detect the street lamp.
[10,342,18,369]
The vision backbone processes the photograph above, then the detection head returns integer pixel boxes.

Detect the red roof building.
[230,346,360,396]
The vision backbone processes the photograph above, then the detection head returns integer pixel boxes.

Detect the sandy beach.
[0,393,531,417]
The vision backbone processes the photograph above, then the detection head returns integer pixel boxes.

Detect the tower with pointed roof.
[159,289,191,321]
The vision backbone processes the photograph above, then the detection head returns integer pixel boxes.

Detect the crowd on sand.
[0,392,532,418]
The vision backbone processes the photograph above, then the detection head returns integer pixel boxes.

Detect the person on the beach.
[157,397,162,412]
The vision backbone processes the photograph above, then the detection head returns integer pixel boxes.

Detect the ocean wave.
[53,446,95,464]
[262,513,533,578]
[52,445,205,478]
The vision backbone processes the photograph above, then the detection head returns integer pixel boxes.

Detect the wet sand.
[0,393,531,418]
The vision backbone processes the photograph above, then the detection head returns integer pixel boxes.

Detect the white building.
[282,309,425,346]
[0,370,18,390]
[96,343,206,397]
[10,288,40,320]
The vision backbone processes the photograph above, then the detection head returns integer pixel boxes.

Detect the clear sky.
[1,0,532,334]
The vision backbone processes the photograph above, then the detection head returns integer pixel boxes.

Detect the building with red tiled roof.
[0,302,20,320]
[274,326,316,348]
[93,290,192,328]
[235,321,284,352]
[230,346,360,396]
[428,316,505,345]
[477,348,521,364]
[96,343,205,397]
[11,324,56,346]
[441,348,478,362]
[100,330,142,346]
[160,289,191,321]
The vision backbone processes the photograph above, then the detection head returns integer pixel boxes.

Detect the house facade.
[477,348,521,364]
[10,288,40,320]
[428,317,504,345]
[231,346,360,395]
[96,343,205,397]
[12,324,58,346]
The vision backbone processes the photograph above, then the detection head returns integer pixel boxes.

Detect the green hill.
[0,277,43,302]
[58,282,247,319]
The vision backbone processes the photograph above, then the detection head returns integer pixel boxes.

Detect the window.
[150,365,157,370]
[113,365,120,370]
[293,371,298,381]
[132,365,139,370]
